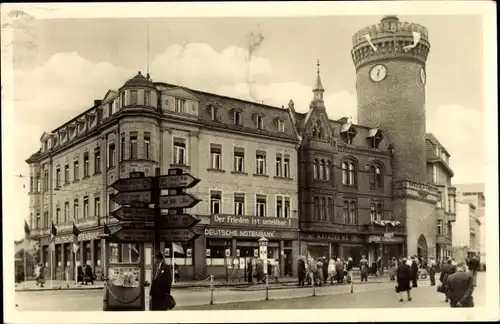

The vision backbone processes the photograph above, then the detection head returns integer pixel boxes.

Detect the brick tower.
[351,16,439,258]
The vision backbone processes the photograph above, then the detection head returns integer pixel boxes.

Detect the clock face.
[420,68,426,85]
[370,64,387,82]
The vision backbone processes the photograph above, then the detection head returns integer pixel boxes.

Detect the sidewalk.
[15,274,407,292]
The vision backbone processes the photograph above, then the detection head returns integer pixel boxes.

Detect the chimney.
[94,100,102,106]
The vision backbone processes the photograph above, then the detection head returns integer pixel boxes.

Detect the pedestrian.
[410,256,419,287]
[35,264,45,288]
[173,263,180,283]
[396,258,412,302]
[327,257,336,284]
[266,261,272,281]
[322,257,328,284]
[445,261,475,307]
[77,264,84,285]
[439,258,457,303]
[428,257,437,286]
[298,256,306,286]
[84,264,94,285]
[335,258,344,284]
[316,258,324,286]
[149,252,174,311]
[389,258,397,281]
[272,261,280,283]
[359,255,369,282]
[468,254,480,287]
[371,260,378,276]
[376,256,383,276]
[346,257,354,287]
[247,259,253,283]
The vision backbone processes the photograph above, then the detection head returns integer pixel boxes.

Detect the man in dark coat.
[359,256,369,282]
[298,257,306,286]
[335,258,344,283]
[410,256,419,287]
[440,258,457,302]
[396,258,412,302]
[322,257,329,284]
[150,252,173,311]
[445,261,475,307]
[247,259,253,283]
[468,255,480,287]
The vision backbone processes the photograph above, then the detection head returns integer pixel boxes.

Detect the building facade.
[26,72,300,280]
[426,133,457,260]
[452,200,480,261]
[455,183,485,263]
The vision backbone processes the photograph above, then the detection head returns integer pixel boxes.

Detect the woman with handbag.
[396,258,412,302]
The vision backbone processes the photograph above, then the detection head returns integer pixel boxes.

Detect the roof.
[426,133,450,155]
[123,71,154,88]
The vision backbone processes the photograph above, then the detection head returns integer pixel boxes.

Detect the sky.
[1,6,489,241]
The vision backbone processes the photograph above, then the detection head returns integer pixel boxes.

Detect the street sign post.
[103,169,202,311]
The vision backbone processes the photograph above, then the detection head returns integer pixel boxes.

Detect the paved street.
[14,273,484,311]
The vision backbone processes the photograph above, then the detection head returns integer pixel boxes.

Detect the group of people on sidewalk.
[245,259,280,284]
[395,254,479,308]
[297,256,357,286]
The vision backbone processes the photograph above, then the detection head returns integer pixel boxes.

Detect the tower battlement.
[351,16,431,70]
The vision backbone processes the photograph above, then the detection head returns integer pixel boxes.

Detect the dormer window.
[340,124,357,145]
[210,106,217,121]
[277,119,285,132]
[257,116,264,129]
[234,111,242,125]
[175,98,186,113]
[43,141,48,151]
[367,129,383,149]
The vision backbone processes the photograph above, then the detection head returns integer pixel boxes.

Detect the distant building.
[455,183,485,263]
[452,201,480,261]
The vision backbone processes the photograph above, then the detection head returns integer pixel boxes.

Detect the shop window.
[210,190,221,215]
[205,239,231,266]
[164,242,193,266]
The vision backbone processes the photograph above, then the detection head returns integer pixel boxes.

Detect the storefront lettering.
[205,228,277,239]
[211,215,297,228]
[301,232,363,242]
[56,219,98,233]
[54,231,101,244]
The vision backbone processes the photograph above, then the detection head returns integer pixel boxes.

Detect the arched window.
[349,201,357,224]
[326,161,331,181]
[320,197,326,221]
[370,165,383,189]
[348,162,356,185]
[320,160,325,180]
[312,128,317,139]
[317,128,323,140]
[370,203,376,222]
[314,197,320,220]
[327,198,333,221]
[376,203,383,221]
[313,159,319,179]
[342,201,349,223]
[341,162,348,184]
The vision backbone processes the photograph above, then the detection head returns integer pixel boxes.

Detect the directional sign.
[111,191,152,205]
[158,228,199,242]
[158,173,200,190]
[111,207,156,222]
[158,193,200,209]
[157,214,200,229]
[109,228,155,242]
[111,177,152,192]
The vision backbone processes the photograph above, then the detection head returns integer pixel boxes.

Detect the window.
[327,198,333,221]
[314,197,320,220]
[370,132,383,149]
[43,168,49,191]
[144,133,150,160]
[64,202,69,223]
[121,92,125,107]
[210,106,218,121]
[108,102,113,116]
[173,138,186,165]
[345,128,356,144]
[234,193,245,215]
[83,152,89,177]
[130,134,138,159]
[234,148,245,172]
[320,197,326,221]
[256,116,264,129]
[342,161,356,186]
[278,119,285,132]
[370,165,382,189]
[276,155,282,177]
[43,210,49,228]
[210,190,221,214]
[320,160,325,180]
[256,152,266,175]
[94,147,101,173]
[314,159,319,179]
[370,204,376,222]
[276,196,283,218]
[130,90,138,105]
[94,196,100,218]
[83,196,89,219]
[284,197,290,218]
[234,111,242,125]
[36,212,40,229]
[436,193,442,208]
[343,200,357,224]
[73,160,79,181]
[108,143,116,167]
[121,137,125,160]
[56,167,61,188]
[376,203,383,221]
[210,144,222,170]
[56,207,61,224]
[175,98,186,113]
[284,156,290,178]
[437,220,443,235]
[36,174,41,192]
[73,198,79,220]
[256,195,267,217]
[144,91,150,106]
[432,164,437,183]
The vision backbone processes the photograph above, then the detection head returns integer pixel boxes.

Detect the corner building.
[27,72,300,281]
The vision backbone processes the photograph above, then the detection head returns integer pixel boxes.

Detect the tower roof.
[313,59,325,92]
[123,71,154,88]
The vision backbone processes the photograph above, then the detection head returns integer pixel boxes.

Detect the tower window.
[130,133,138,159]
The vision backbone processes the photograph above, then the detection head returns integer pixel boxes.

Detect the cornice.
[337,145,390,159]
[393,191,436,204]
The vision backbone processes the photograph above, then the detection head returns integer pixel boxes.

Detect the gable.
[102,89,118,103]
[303,108,334,141]
[163,87,198,101]
[40,132,52,142]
